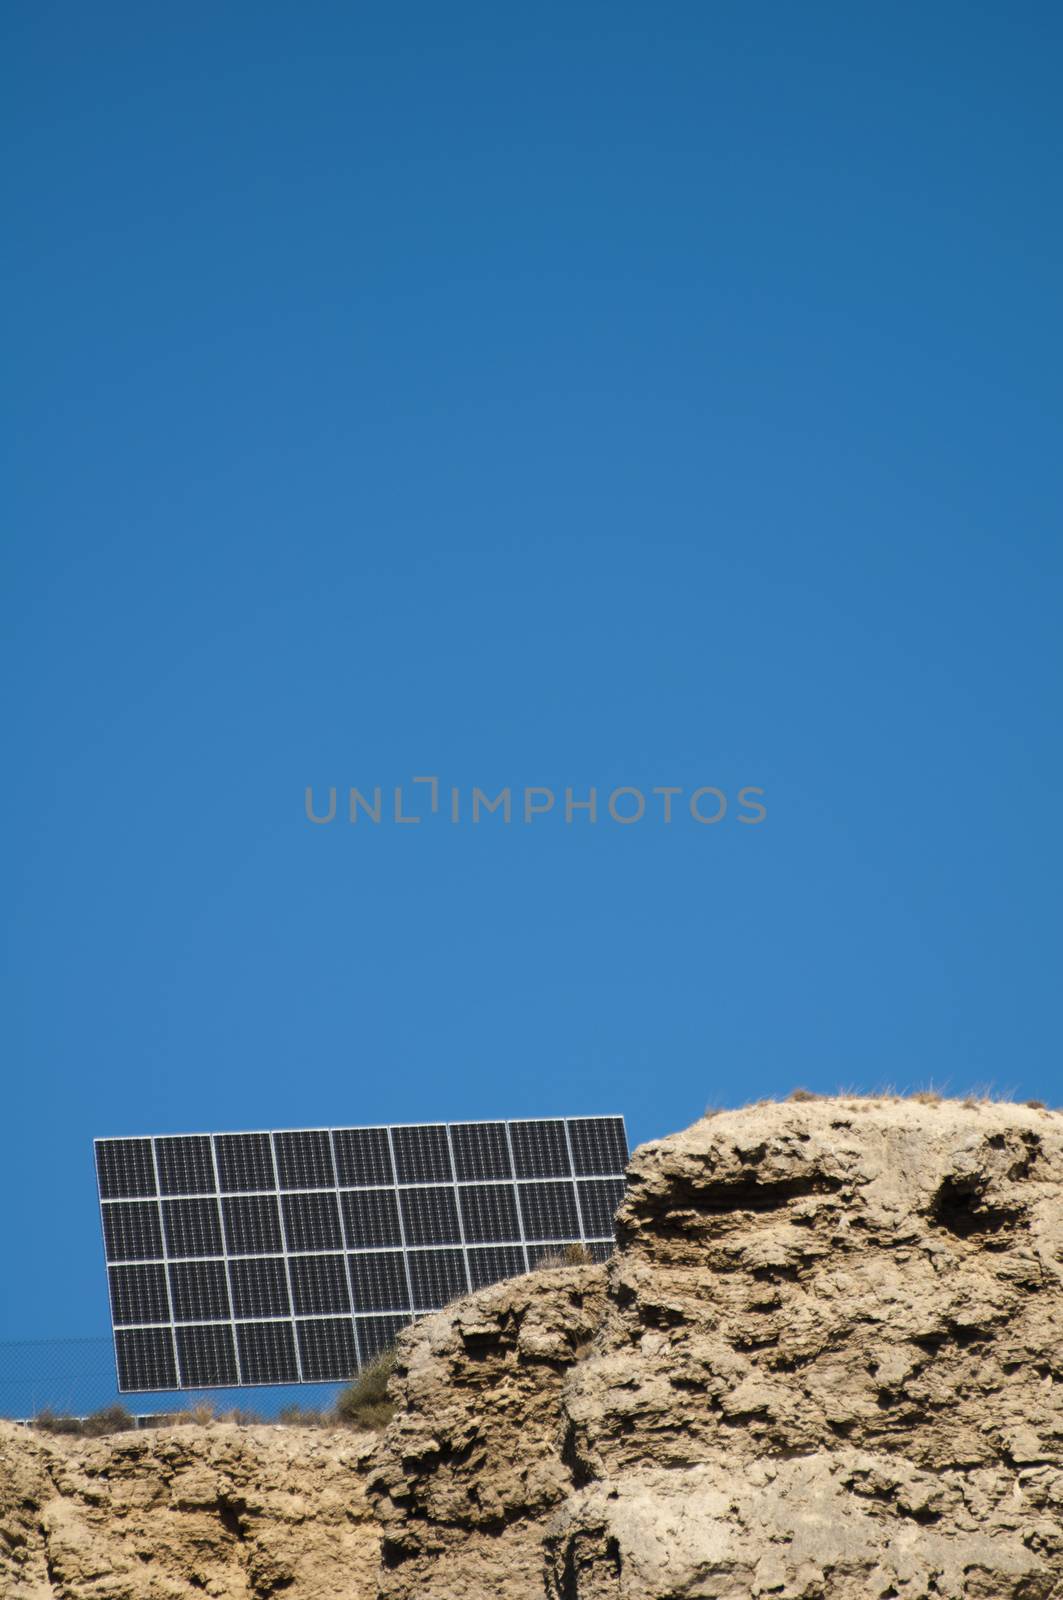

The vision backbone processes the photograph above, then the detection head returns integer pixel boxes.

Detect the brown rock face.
[0,1420,380,1599]
[369,1264,608,1599]
[4,1099,1062,1599]
[372,1099,1063,1598]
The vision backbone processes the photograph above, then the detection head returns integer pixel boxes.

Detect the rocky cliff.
[3,1097,1062,1599]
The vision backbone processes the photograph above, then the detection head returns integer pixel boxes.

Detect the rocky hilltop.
[3,1097,1062,1598]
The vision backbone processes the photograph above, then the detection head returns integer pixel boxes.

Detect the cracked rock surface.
[369,1263,608,1599]
[372,1098,1063,1598]
[0,1420,380,1598]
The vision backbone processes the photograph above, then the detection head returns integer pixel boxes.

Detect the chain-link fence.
[0,1337,343,1426]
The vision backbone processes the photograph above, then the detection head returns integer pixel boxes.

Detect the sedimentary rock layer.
[0,1420,380,1599]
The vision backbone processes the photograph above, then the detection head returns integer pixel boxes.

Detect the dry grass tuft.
[335,1348,398,1432]
[34,1404,136,1437]
[715,1088,1060,1116]
[533,1242,593,1269]
[182,1401,218,1427]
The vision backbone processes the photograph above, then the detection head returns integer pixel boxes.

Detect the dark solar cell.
[214,1133,276,1193]
[333,1127,393,1187]
[348,1251,409,1313]
[509,1121,571,1179]
[289,1254,351,1316]
[168,1260,231,1322]
[229,1256,291,1319]
[588,1241,614,1265]
[297,1318,358,1382]
[357,1314,412,1361]
[408,1248,468,1310]
[467,1245,526,1290]
[237,1321,300,1385]
[282,1191,343,1252]
[96,1139,156,1200]
[518,1182,580,1241]
[177,1324,238,1387]
[102,1201,164,1263]
[274,1130,336,1190]
[341,1188,403,1250]
[116,1326,177,1391]
[459,1184,521,1244]
[450,1122,513,1181]
[108,1263,170,1326]
[162,1198,223,1259]
[400,1186,461,1246]
[155,1136,216,1196]
[567,1118,628,1177]
[391,1124,453,1184]
[222,1194,283,1255]
[576,1178,626,1237]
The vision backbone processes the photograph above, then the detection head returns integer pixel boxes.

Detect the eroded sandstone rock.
[369,1264,608,1599]
[373,1098,1063,1598]
[0,1419,380,1599]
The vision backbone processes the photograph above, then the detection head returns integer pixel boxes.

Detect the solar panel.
[94,1115,628,1391]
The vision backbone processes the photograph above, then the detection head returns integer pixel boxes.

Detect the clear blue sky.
[3,3,1061,1340]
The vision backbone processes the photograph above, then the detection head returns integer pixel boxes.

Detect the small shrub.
[787,1088,821,1103]
[910,1091,942,1105]
[159,1401,216,1427]
[534,1242,592,1269]
[1026,1099,1047,1110]
[335,1347,398,1431]
[218,1407,265,1426]
[81,1404,136,1437]
[34,1409,85,1436]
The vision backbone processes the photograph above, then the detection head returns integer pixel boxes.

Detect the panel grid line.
[98,1170,629,1204]
[505,1119,532,1270]
[561,1121,585,1244]
[443,1123,471,1302]
[267,1130,304,1384]
[205,1134,242,1385]
[330,1127,364,1374]
[148,1137,182,1389]
[384,1124,417,1331]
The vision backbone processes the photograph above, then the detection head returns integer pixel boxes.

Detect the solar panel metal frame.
[94,1115,628,1391]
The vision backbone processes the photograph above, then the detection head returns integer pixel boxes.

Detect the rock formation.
[369,1260,608,1597]
[372,1097,1063,1598]
[0,1419,380,1599]
[3,1097,1062,1598]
